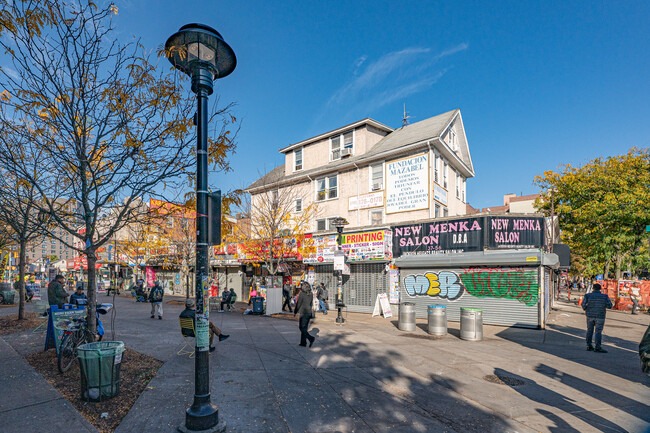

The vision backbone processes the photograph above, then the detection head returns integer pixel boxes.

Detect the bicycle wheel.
[58,332,81,373]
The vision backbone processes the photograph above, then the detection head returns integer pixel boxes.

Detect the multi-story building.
[247,108,474,232]
[26,199,80,264]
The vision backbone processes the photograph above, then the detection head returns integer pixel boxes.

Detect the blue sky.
[115,0,650,209]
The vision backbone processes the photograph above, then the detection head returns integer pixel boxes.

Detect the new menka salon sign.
[393,217,484,256]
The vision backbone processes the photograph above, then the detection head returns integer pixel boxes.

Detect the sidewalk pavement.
[2,294,649,432]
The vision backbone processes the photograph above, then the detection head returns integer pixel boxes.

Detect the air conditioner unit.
[341,148,352,157]
[371,183,381,191]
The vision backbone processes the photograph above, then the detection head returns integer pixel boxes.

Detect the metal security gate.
[314,262,388,313]
[399,266,541,328]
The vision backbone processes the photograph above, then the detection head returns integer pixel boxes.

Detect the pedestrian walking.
[294,282,315,347]
[179,298,229,352]
[282,282,293,312]
[47,275,68,309]
[316,282,328,315]
[149,280,164,320]
[248,285,258,305]
[582,283,613,353]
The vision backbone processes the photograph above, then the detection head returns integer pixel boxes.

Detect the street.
[1,295,648,432]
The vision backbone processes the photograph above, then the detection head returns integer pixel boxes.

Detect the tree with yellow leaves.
[0,1,238,333]
[233,171,318,275]
[534,148,650,279]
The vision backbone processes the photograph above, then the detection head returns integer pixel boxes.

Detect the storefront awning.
[395,250,559,269]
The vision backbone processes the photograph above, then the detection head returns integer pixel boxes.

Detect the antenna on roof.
[402,103,412,127]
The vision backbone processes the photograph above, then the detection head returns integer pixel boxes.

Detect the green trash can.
[0,290,15,305]
[77,341,125,402]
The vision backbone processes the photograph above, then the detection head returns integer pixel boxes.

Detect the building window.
[443,207,449,217]
[370,210,383,226]
[456,171,460,199]
[294,148,303,171]
[330,130,354,160]
[462,178,466,203]
[330,135,340,161]
[443,161,448,189]
[316,175,338,201]
[434,154,439,183]
[316,217,338,232]
[370,163,383,191]
[435,203,441,218]
[295,198,302,213]
[448,127,458,150]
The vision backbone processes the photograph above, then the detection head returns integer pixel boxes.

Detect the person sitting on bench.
[220,288,233,311]
[179,298,229,352]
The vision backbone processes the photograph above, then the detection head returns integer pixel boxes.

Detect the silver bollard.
[398,302,416,332]
[460,307,483,341]
[427,305,447,336]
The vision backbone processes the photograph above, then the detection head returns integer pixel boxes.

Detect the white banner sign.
[349,191,384,211]
[433,184,448,205]
[385,153,429,214]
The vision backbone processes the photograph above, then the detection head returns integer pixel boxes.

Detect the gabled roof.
[246,109,474,192]
[279,118,393,154]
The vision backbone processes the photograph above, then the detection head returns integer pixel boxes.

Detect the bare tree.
[236,168,317,275]
[0,153,50,319]
[0,1,237,332]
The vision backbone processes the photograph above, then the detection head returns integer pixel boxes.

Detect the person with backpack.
[582,283,613,353]
[149,281,164,320]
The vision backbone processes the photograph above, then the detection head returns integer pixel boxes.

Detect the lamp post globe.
[331,217,348,324]
[165,23,235,433]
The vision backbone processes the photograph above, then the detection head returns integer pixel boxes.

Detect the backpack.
[151,286,163,302]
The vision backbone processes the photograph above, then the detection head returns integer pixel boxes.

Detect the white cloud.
[320,43,468,121]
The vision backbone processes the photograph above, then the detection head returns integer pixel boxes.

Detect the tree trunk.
[614,252,623,280]
[17,240,27,320]
[604,257,611,279]
[86,251,98,335]
[185,267,190,299]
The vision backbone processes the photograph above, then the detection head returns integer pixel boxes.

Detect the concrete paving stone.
[1,398,98,433]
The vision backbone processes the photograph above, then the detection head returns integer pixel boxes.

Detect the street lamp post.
[165,23,236,433]
[331,217,348,324]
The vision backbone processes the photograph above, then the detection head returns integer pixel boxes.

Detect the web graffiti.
[403,271,464,300]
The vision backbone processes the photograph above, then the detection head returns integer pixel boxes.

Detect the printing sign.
[385,153,429,214]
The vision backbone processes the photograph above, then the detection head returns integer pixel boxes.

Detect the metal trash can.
[398,302,416,332]
[252,296,264,314]
[427,305,447,336]
[77,341,125,402]
[460,307,483,341]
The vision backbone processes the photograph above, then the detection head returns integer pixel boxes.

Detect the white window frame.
[315,174,338,202]
[315,217,338,232]
[443,207,449,217]
[443,161,448,189]
[294,147,303,171]
[330,129,355,161]
[434,203,441,218]
[294,198,302,213]
[462,177,466,203]
[455,170,460,199]
[369,209,383,226]
[369,162,384,191]
[434,153,439,184]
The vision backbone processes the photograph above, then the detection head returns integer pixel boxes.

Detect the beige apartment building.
[247,108,474,233]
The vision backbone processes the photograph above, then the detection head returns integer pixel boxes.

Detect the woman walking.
[294,282,315,347]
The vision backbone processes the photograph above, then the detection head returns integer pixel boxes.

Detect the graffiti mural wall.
[400,266,541,327]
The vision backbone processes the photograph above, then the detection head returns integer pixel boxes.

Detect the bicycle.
[57,302,112,373]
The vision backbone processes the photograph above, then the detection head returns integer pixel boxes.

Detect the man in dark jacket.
[294,282,315,347]
[282,283,293,312]
[148,281,164,319]
[69,286,87,306]
[47,275,68,308]
[316,283,328,315]
[582,283,613,353]
[219,288,232,311]
[179,298,229,352]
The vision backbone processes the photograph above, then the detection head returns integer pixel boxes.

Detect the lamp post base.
[336,306,345,324]
[180,403,224,433]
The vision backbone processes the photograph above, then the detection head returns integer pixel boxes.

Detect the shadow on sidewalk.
[493,368,627,433]
[496,324,647,385]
